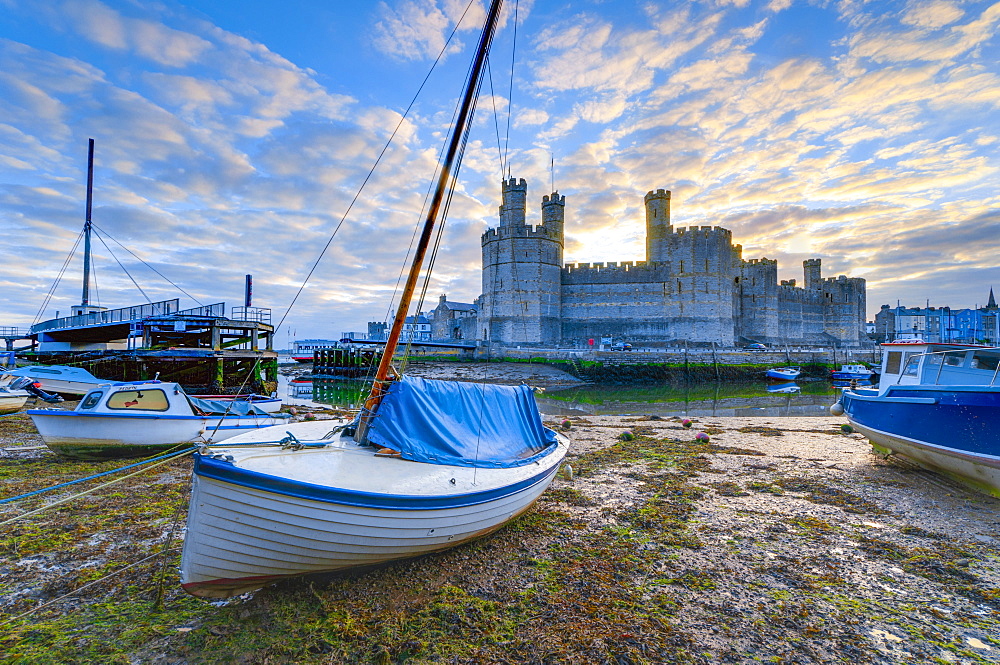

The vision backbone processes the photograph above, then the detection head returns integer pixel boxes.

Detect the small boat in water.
[28,381,289,459]
[831,363,874,381]
[765,366,801,381]
[831,340,1000,497]
[179,0,569,599]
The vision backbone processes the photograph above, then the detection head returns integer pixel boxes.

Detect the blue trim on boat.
[841,386,1000,460]
[193,450,563,510]
[26,410,275,422]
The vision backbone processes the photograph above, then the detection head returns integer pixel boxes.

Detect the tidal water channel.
[278,374,849,418]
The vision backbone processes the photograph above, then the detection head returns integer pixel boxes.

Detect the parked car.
[612,342,633,351]
[744,343,766,350]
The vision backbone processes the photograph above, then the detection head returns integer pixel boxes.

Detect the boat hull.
[766,369,800,381]
[179,423,569,598]
[841,387,1000,497]
[28,411,287,460]
[0,394,29,415]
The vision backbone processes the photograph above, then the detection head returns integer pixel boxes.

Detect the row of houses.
[870,290,999,344]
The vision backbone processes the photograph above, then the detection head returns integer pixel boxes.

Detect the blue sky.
[1,0,998,342]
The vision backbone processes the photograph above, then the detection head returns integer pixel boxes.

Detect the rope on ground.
[0,446,198,506]
[0,547,181,628]
[0,449,195,527]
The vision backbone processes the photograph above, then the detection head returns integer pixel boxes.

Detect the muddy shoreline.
[1,369,998,663]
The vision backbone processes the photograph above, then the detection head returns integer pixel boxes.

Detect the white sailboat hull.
[180,421,569,598]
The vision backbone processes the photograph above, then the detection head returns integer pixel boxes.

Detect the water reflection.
[281,374,858,418]
[536,380,849,418]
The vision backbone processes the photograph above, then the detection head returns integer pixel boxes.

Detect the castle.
[432,178,867,348]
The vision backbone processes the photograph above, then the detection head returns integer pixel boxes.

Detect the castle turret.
[499,177,527,227]
[480,178,562,345]
[803,259,821,290]
[644,188,672,263]
[541,191,565,246]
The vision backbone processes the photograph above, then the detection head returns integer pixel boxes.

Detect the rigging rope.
[92,226,154,305]
[91,223,204,305]
[274,0,482,336]
[32,229,84,326]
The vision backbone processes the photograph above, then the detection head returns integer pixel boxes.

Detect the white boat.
[180,379,568,598]
[765,366,800,381]
[831,363,874,381]
[2,364,280,410]
[180,0,569,599]
[0,377,30,414]
[28,381,290,459]
[1,364,107,396]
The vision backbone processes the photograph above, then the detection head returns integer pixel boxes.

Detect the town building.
[872,291,999,344]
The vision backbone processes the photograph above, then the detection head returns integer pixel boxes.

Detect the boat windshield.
[107,389,170,411]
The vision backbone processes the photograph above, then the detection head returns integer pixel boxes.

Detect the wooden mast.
[355,0,505,443]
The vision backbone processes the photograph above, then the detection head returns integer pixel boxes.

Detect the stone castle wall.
[475,179,866,347]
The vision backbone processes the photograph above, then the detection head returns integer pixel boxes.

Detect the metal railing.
[30,299,181,334]
[0,327,27,337]
[231,306,271,325]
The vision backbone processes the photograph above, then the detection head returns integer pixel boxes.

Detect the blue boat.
[831,340,1000,497]
[830,363,875,381]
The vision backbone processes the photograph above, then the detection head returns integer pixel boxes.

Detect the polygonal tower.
[480,178,563,345]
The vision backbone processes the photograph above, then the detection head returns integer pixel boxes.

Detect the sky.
[0,0,997,343]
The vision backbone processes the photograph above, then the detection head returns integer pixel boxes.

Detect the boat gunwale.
[192,442,567,510]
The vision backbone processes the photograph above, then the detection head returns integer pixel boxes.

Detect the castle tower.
[540,191,565,246]
[480,178,562,345]
[644,188,672,263]
[803,259,822,289]
[499,177,527,227]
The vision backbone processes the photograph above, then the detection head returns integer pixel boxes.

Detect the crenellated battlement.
[481,224,561,244]
[744,258,778,267]
[673,225,730,237]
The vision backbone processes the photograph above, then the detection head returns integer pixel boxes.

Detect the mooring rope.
[0,448,195,526]
[0,446,197,506]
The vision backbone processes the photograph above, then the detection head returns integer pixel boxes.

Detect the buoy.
[681,419,693,429]
[695,432,710,442]
[289,407,298,416]
[560,419,572,430]
[563,464,574,481]
[840,423,853,434]
[619,430,634,441]
[829,402,844,416]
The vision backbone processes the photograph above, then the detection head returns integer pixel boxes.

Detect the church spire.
[988,287,997,310]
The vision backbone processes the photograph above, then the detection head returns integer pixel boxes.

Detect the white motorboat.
[28,381,289,459]
[2,364,280,410]
[765,366,801,381]
[2,364,107,396]
[0,376,30,414]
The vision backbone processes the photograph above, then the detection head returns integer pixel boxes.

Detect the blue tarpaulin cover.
[187,396,286,418]
[366,376,558,468]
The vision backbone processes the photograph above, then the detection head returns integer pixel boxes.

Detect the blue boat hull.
[840,386,1000,497]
